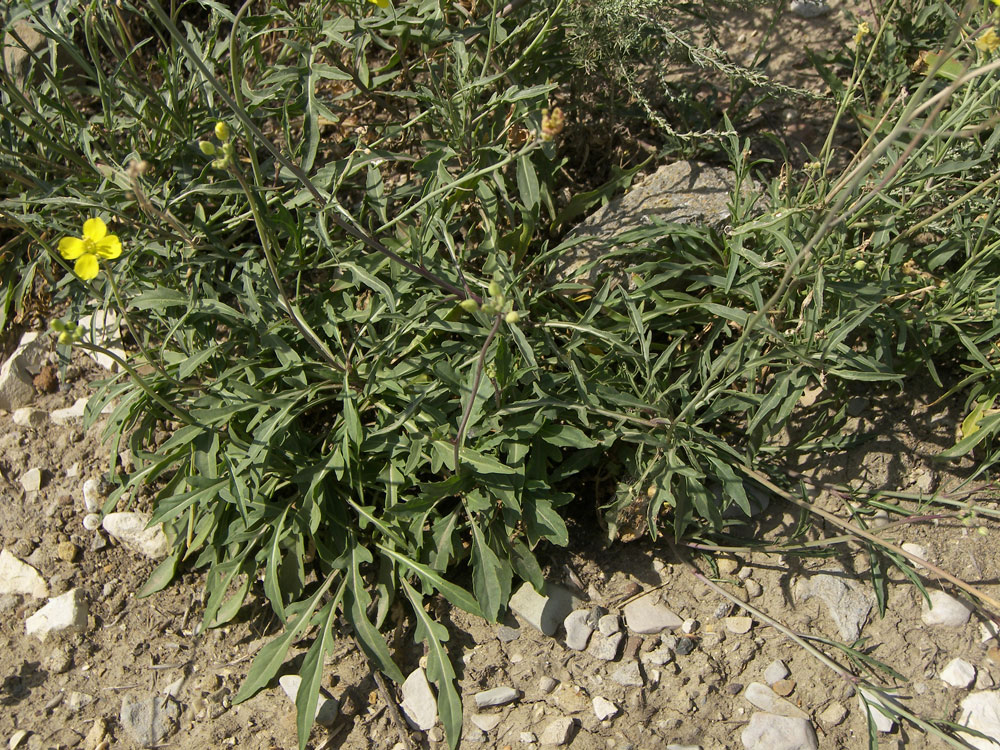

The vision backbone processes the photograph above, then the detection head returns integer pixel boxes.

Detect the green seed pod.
[488,280,503,301]
[199,140,217,156]
[50,319,66,332]
[459,299,479,313]
[853,260,867,271]
[480,302,497,316]
[505,310,520,324]
[214,121,231,142]
[58,331,71,345]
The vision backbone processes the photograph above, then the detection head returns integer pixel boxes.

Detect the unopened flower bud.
[58,331,72,345]
[488,280,503,300]
[853,260,867,271]
[199,140,217,156]
[459,299,479,313]
[505,310,520,324]
[50,319,66,332]
[481,302,498,316]
[214,121,231,141]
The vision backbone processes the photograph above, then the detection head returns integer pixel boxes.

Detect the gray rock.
[921,590,972,627]
[941,658,977,688]
[959,691,1000,750]
[102,512,170,559]
[623,597,683,634]
[50,398,88,424]
[610,661,644,687]
[724,616,753,634]
[539,717,575,746]
[818,702,847,727]
[740,712,818,750]
[641,645,674,667]
[120,694,180,747]
[474,687,519,709]
[65,691,94,713]
[0,332,44,412]
[592,696,618,721]
[509,582,581,637]
[587,632,624,661]
[497,625,520,643]
[539,676,558,694]
[470,714,502,732]
[520,732,537,744]
[400,668,437,730]
[977,671,997,690]
[563,609,594,650]
[901,542,929,570]
[745,579,763,599]
[789,0,831,17]
[278,674,339,727]
[82,718,107,750]
[744,683,808,720]
[764,660,790,685]
[598,614,621,636]
[551,161,753,287]
[0,549,48,598]
[858,689,897,733]
[19,468,42,493]
[25,589,88,640]
[12,408,46,428]
[794,571,875,641]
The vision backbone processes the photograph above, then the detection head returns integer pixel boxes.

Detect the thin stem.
[454,314,503,472]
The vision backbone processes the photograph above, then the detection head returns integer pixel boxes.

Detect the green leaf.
[137,553,180,598]
[296,597,339,750]
[516,153,539,211]
[469,518,508,622]
[402,580,462,750]
[937,412,1000,459]
[347,546,405,683]
[378,545,483,618]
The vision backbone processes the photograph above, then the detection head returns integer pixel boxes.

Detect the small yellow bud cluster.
[51,319,85,346]
[458,279,522,324]
[540,107,565,142]
[976,27,1000,54]
[200,121,235,169]
[853,21,870,46]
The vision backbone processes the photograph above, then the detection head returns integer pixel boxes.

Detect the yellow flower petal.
[95,234,122,258]
[82,217,108,242]
[74,253,99,280]
[368,0,389,7]
[58,236,85,259]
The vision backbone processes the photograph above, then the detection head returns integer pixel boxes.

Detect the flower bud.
[505,310,520,324]
[459,299,479,313]
[214,121,231,141]
[199,140,217,156]
[488,280,503,301]
[480,302,497,316]
[50,319,66,332]
[58,331,72,345]
[853,260,867,271]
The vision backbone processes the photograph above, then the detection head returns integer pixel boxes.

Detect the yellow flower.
[976,27,1000,53]
[58,217,122,281]
[367,0,389,7]
[853,21,870,46]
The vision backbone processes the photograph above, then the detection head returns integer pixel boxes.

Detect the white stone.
[0,332,44,412]
[921,590,973,627]
[83,478,102,513]
[519,732,537,744]
[50,397,89,424]
[400,668,437,731]
[563,609,593,651]
[764,660,790,685]
[744,683,809,720]
[725,616,753,634]
[82,514,102,531]
[623,597,683,634]
[641,645,674,667]
[9,729,29,750]
[277,675,338,727]
[102,512,170,559]
[19,468,41,493]
[982,620,1000,643]
[858,689,897,733]
[474,687,518,708]
[0,549,48,598]
[745,579,763,598]
[794,571,874,641]
[12,408,46,428]
[592,696,619,721]
[901,542,929,569]
[959,691,1000,750]
[538,676,557,693]
[586,632,623,661]
[610,660,643,687]
[789,0,831,18]
[818,702,847,727]
[539,717,575,746]
[509,582,580,637]
[681,618,698,634]
[598,614,620,636]
[941,658,977,688]
[740,712,818,750]
[470,714,501,732]
[25,589,88,640]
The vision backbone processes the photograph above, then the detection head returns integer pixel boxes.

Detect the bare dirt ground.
[4,3,1000,750]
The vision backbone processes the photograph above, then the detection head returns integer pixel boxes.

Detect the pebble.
[539,717,575,746]
[772,679,796,697]
[941,658,977,688]
[717,557,740,576]
[921,590,973,627]
[43,645,73,674]
[641,645,674,666]
[764,660,790,685]
[724,616,753,634]
[0,332,42,412]
[587,632,624,661]
[509,582,580,636]
[610,660,644,687]
[474,687,519,708]
[976,671,996,690]
[12,408,46,428]
[744,579,763,599]
[82,478,102,513]
[959,691,1000,750]
[400,668,437,730]
[901,542,929,569]
[818,702,847,727]
[539,676,558,694]
[102,512,170,559]
[65,691,94,712]
[681,618,698,634]
[564,610,594,651]
[25,588,88,640]
[858,689,896,733]
[623,597,683,634]
[8,730,28,750]
[50,397,88,424]
[120,694,180,747]
[497,625,520,643]
[598,614,621,636]
[277,675,338,727]
[593,696,619,721]
[981,621,1000,643]
[519,732,537,744]
[744,683,808,720]
[82,514,102,531]
[794,571,874,641]
[0,549,48,599]
[426,727,443,743]
[740,712,818,750]
[789,0,831,18]
[56,542,78,563]
[470,714,502,732]
[674,637,696,656]
[550,683,592,714]
[19,468,42,493]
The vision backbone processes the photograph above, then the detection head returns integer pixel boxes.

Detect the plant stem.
[454,314,503,472]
